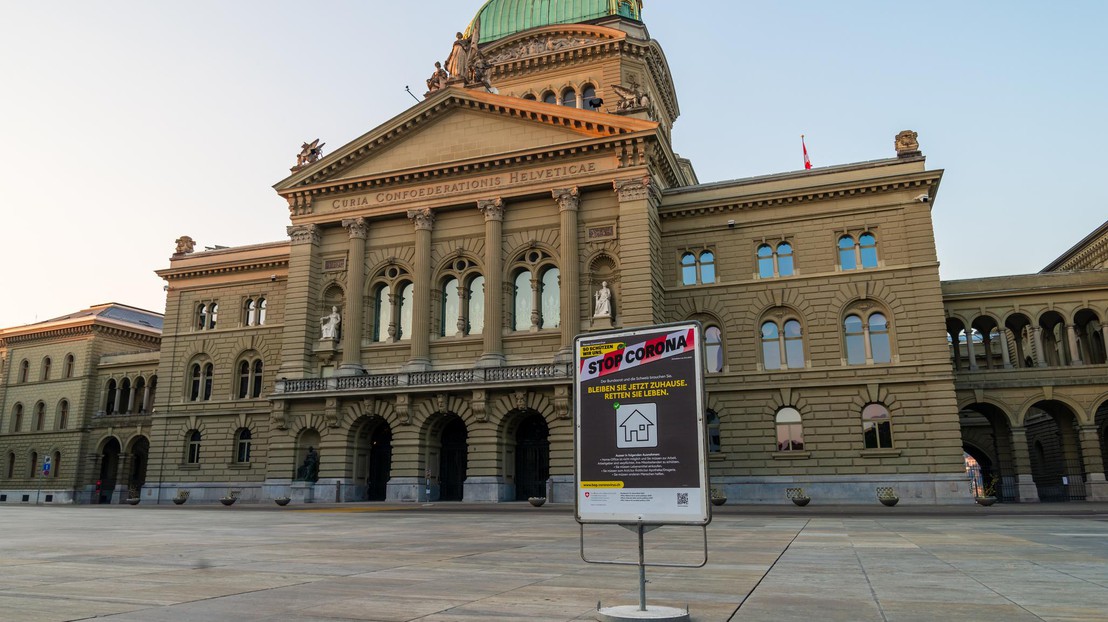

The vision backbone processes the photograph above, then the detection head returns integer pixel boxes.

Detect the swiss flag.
[802,135,812,170]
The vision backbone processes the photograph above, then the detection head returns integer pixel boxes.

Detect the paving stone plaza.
[1,504,1107,622]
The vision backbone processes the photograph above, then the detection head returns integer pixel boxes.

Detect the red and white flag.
[802,135,812,170]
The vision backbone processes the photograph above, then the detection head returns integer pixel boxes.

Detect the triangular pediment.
[275,88,657,192]
[1042,220,1108,273]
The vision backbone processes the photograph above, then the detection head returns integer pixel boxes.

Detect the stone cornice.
[1,323,96,345]
[658,171,941,220]
[157,258,288,281]
[276,89,658,194]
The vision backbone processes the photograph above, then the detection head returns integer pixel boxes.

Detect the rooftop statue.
[426,61,449,93]
[296,139,325,168]
[444,19,487,87]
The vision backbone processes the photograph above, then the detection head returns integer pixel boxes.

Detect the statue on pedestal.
[594,281,612,318]
[426,61,449,93]
[320,306,341,340]
[295,447,319,482]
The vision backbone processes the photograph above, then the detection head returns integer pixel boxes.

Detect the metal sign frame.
[573,321,711,526]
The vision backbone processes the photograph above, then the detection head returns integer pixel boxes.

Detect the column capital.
[552,187,580,212]
[613,176,654,202]
[287,223,320,246]
[407,208,435,231]
[477,198,504,222]
[341,217,369,239]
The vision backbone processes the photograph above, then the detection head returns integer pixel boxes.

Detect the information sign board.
[42,455,51,477]
[574,322,709,525]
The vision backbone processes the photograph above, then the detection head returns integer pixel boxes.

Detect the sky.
[1,1,1105,329]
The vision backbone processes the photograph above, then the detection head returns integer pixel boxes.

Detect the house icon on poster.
[616,403,658,449]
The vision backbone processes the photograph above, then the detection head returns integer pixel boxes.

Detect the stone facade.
[3,4,1106,506]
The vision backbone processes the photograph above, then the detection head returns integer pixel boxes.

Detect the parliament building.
[3,0,1107,506]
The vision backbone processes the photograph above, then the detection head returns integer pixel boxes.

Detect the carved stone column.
[1078,425,1108,501]
[999,328,1013,369]
[477,199,506,368]
[612,176,662,327]
[406,208,434,372]
[553,188,580,363]
[1009,427,1041,502]
[1031,326,1047,367]
[965,329,979,370]
[278,224,322,378]
[114,382,123,415]
[1066,324,1084,366]
[338,218,368,376]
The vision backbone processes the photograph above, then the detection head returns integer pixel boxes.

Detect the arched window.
[862,403,893,449]
[844,314,866,365]
[540,267,560,329]
[11,404,23,432]
[775,407,804,451]
[133,376,147,412]
[29,452,38,478]
[707,410,721,453]
[186,430,202,464]
[514,270,533,331]
[189,362,213,401]
[52,451,60,478]
[57,400,69,430]
[105,379,118,413]
[119,378,132,414]
[859,233,878,268]
[42,357,51,380]
[373,283,391,342]
[839,233,879,270]
[522,93,537,101]
[19,360,29,383]
[64,354,75,378]
[208,303,218,329]
[680,250,716,285]
[582,84,598,110]
[238,361,251,399]
[705,326,724,373]
[398,283,414,340]
[869,313,891,363]
[757,242,795,278]
[442,277,461,337]
[34,403,45,431]
[761,318,805,370]
[257,297,267,325]
[235,429,252,463]
[845,310,893,365]
[561,87,576,107]
[468,276,485,335]
[244,298,257,326]
[542,91,557,105]
[196,303,208,330]
[252,360,264,399]
[838,236,857,271]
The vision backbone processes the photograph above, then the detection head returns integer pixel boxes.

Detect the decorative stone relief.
[324,398,340,428]
[174,236,195,256]
[270,400,288,431]
[342,217,369,239]
[613,176,653,202]
[286,193,314,216]
[320,306,341,341]
[287,224,321,246]
[477,198,504,221]
[485,34,605,65]
[895,130,920,158]
[295,139,325,168]
[552,187,580,212]
[471,389,487,423]
[395,394,411,426]
[554,385,571,420]
[513,390,528,411]
[407,208,435,231]
[435,393,448,414]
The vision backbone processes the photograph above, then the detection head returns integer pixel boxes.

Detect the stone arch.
[228,334,276,367]
[366,247,417,285]
[848,384,902,415]
[340,398,404,431]
[957,396,1018,427]
[180,339,218,367]
[432,243,485,276]
[489,390,558,428]
[1015,392,1090,427]
[95,433,125,454]
[289,414,335,438]
[673,296,736,332]
[826,281,904,326]
[504,230,561,265]
[411,393,477,429]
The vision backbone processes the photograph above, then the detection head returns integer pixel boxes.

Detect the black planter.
[710,496,727,506]
[274,497,291,506]
[528,497,546,507]
[791,497,810,507]
[879,497,899,507]
[125,498,140,506]
[975,496,997,507]
[220,497,237,506]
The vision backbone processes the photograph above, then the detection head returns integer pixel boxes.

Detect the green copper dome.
[470,0,642,44]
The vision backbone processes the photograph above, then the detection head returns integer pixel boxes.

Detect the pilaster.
[337,218,368,376]
[1078,425,1108,501]
[406,209,434,372]
[1009,427,1041,502]
[278,224,322,378]
[612,176,662,327]
[553,187,580,363]
[477,199,506,368]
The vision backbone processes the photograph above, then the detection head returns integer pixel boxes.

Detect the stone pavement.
[1,503,1107,622]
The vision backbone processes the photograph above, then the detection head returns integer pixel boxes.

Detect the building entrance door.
[515,414,549,500]
[98,439,121,504]
[439,418,467,501]
[367,425,392,501]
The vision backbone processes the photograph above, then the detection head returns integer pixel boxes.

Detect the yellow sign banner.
[580,481,625,489]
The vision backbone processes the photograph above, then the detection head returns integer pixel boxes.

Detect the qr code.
[677,493,689,506]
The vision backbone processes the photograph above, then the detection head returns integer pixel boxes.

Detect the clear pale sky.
[1,1,1105,328]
